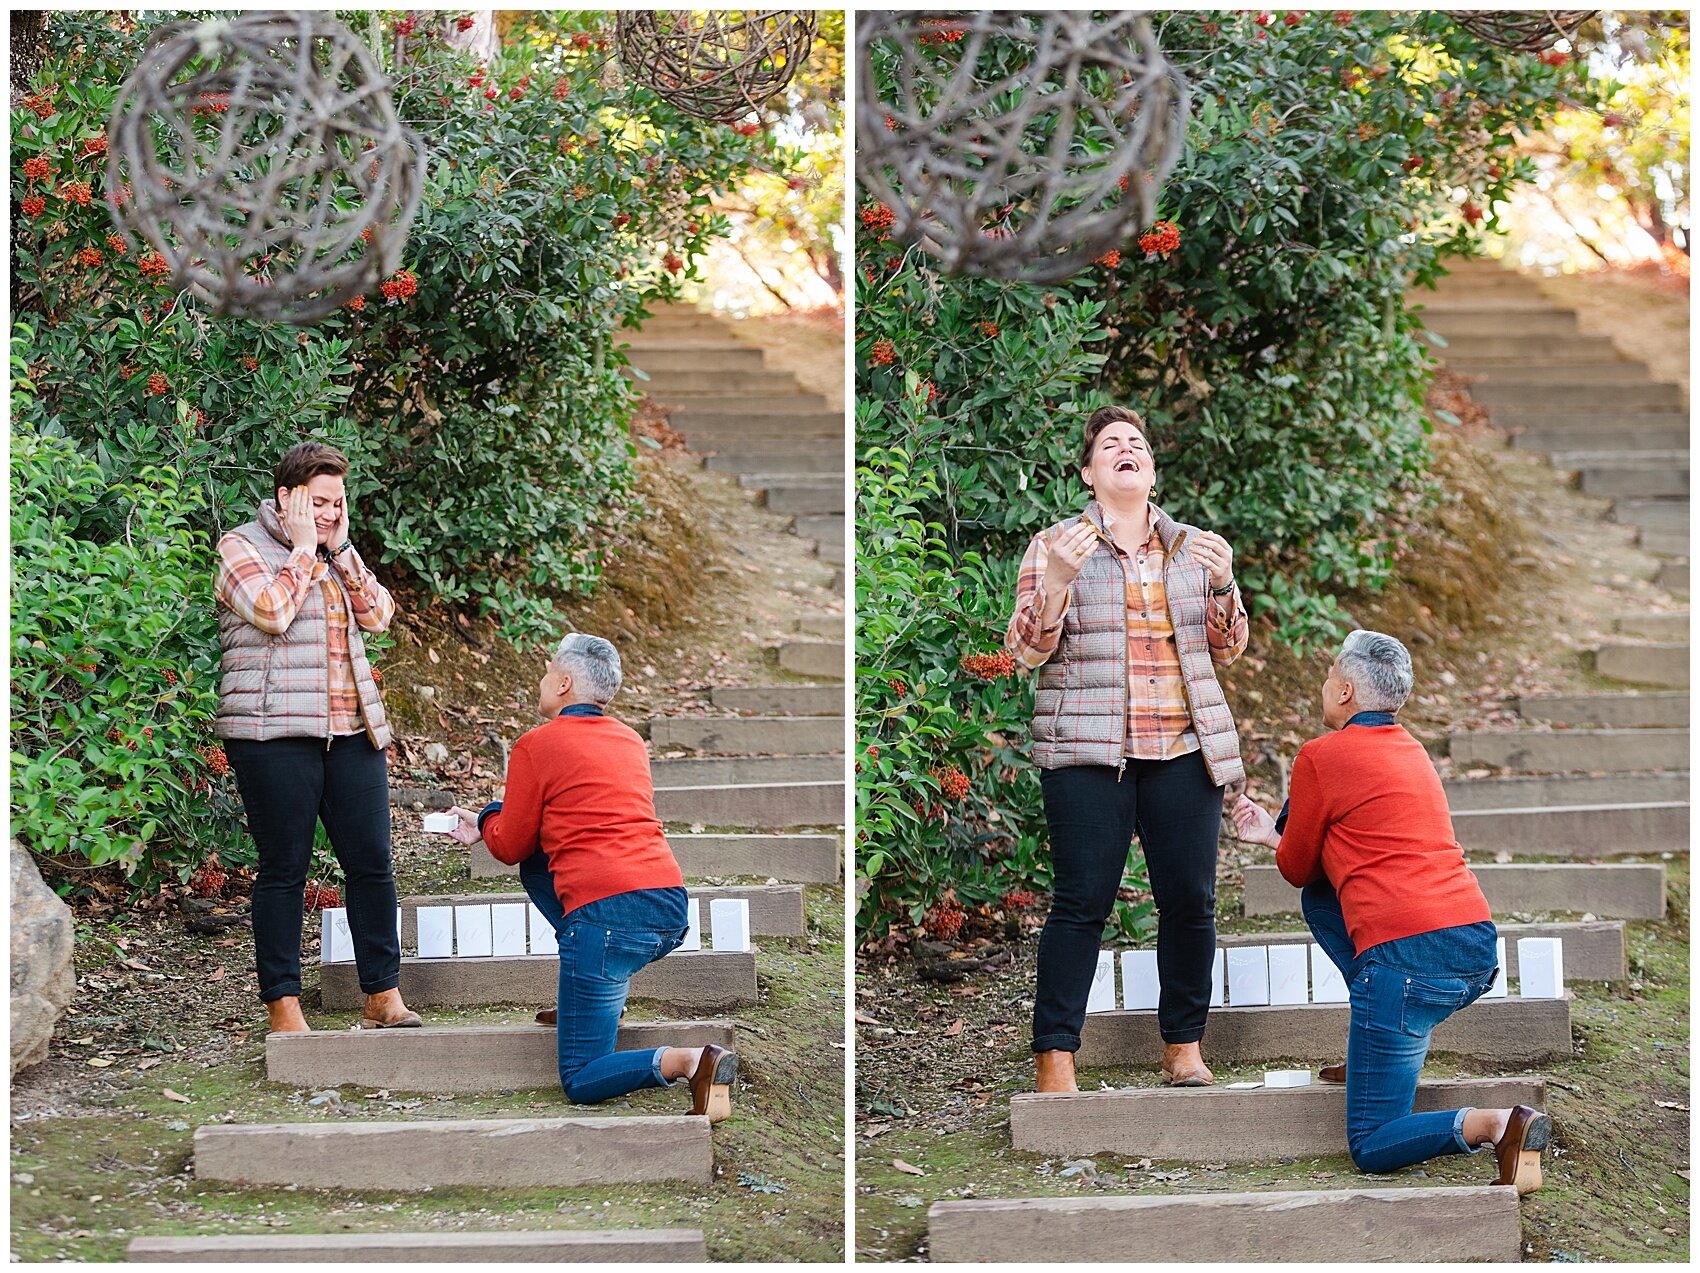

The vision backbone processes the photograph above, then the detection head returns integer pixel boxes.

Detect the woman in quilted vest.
[214,441,420,1035]
[1006,406,1248,1092]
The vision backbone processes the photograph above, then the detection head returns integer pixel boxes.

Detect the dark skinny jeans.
[1033,750,1224,1052]
[225,734,400,1002]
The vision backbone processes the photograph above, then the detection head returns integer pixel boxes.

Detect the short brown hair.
[1078,405,1148,468]
[274,441,349,492]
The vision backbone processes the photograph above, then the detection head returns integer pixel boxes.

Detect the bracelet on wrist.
[332,540,354,558]
[1211,578,1236,596]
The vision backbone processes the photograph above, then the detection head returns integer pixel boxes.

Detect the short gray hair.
[552,633,623,704]
[1337,629,1414,713]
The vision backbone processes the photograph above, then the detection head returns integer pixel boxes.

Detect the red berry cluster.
[859,203,895,240]
[662,252,684,273]
[611,213,631,229]
[138,253,171,281]
[190,862,228,898]
[552,76,571,101]
[394,13,418,37]
[191,93,231,118]
[1538,49,1570,68]
[870,338,897,366]
[1002,889,1037,911]
[370,667,383,685]
[1138,219,1181,258]
[304,882,342,912]
[21,90,56,119]
[457,15,476,32]
[197,743,230,776]
[146,372,170,396]
[977,321,999,338]
[1461,201,1484,225]
[886,676,907,696]
[63,181,93,208]
[923,901,966,941]
[22,156,51,183]
[960,649,1017,680]
[918,19,966,46]
[1094,249,1122,269]
[929,765,971,801]
[380,268,418,302]
[730,121,761,137]
[346,294,365,312]
[77,246,102,268]
[81,133,108,157]
[1285,11,1304,25]
[106,233,126,255]
[1334,10,1354,25]
[241,356,259,371]
[21,195,45,218]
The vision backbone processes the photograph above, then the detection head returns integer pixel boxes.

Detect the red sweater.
[481,713,683,915]
[1277,723,1491,955]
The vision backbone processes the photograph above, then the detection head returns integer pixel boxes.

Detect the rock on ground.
[11,842,75,1078]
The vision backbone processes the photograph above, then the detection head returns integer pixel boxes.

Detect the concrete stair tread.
[926,1186,1521,1262]
[1244,861,1666,920]
[127,1230,709,1261]
[1077,996,1569,1067]
[193,1115,711,1189]
[1549,450,1690,469]
[1445,769,1688,806]
[1450,800,1689,855]
[651,754,842,786]
[1009,1077,1546,1160]
[1218,919,1624,980]
[775,640,845,680]
[649,714,844,755]
[1447,725,1689,773]
[711,683,843,715]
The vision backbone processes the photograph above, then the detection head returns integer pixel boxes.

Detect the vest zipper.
[1090,514,1133,782]
[1161,529,1221,788]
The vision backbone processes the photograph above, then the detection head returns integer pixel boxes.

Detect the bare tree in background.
[12,11,50,103]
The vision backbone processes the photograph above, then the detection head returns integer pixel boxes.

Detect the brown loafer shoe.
[357,1010,422,1029]
[688,1044,738,1124]
[1318,1063,1347,1084]
[1161,1042,1213,1087]
[1493,1105,1552,1195]
[1035,1049,1077,1093]
[535,1008,557,1026]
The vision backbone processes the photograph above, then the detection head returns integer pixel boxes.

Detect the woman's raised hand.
[1191,530,1235,590]
[282,485,318,552]
[1043,520,1099,593]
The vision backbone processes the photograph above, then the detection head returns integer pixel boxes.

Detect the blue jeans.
[1303,879,1500,1173]
[519,852,690,1104]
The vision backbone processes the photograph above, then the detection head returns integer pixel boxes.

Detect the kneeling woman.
[1232,629,1549,1192]
[452,634,736,1120]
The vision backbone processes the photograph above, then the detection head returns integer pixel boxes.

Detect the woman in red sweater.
[449,634,736,1121]
[1231,630,1549,1194]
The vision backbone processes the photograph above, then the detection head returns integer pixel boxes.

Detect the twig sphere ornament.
[106,11,426,325]
[857,11,1189,284]
[615,11,817,122]
[1452,11,1597,51]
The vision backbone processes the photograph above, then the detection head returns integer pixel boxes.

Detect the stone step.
[793,513,845,543]
[1581,464,1690,499]
[127,1230,709,1262]
[1549,449,1690,472]
[679,410,845,434]
[1422,309,1579,337]
[628,346,766,371]
[815,535,846,565]
[1642,527,1690,557]
[1452,801,1688,855]
[399,884,806,939]
[473,833,840,885]
[762,484,845,516]
[705,449,844,475]
[1448,726,1688,773]
[1078,996,1569,1069]
[1448,359,1654,384]
[656,780,844,829]
[662,393,830,415]
[1613,499,1690,533]
[1419,295,1567,313]
[193,1115,711,1190]
[1445,769,1687,807]
[775,640,844,679]
[1658,561,1688,594]
[650,714,845,755]
[711,683,842,715]
[1243,861,1666,920]
[638,370,803,395]
[1472,381,1684,409]
[1010,1077,1546,1161]
[797,613,844,638]
[1429,333,1622,361]
[319,949,756,1011]
[265,1022,737,1093]
[652,754,843,787]
[1594,642,1689,687]
[1218,919,1625,981]
[1513,423,1690,453]
[1618,613,1690,640]
[926,1186,1520,1263]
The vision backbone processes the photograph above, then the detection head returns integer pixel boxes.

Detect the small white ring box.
[1264,1069,1311,1088]
[423,812,460,834]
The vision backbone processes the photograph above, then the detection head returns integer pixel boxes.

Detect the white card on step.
[709,898,750,952]
[674,898,702,954]
[1085,950,1117,1014]
[1120,949,1159,1011]
[528,904,554,956]
[1209,948,1226,1008]
[1484,937,1509,998]
[1226,945,1270,1007]
[1268,944,1310,1005]
[455,904,493,958]
[321,907,354,964]
[1517,936,1564,999]
[417,906,453,959]
[490,903,528,957]
[1310,944,1348,1003]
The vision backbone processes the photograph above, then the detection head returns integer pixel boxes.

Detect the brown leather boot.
[535,1008,557,1026]
[1318,1063,1347,1084]
[1493,1105,1552,1195]
[688,1045,738,1123]
[1161,1041,1213,1087]
[1035,1049,1077,1093]
[266,995,310,1035]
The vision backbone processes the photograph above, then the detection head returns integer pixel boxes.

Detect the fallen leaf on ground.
[207,967,226,983]
[893,1159,927,1177]
[943,1019,964,1037]
[1655,1100,1689,1111]
[162,1089,191,1104]
[88,1058,114,1068]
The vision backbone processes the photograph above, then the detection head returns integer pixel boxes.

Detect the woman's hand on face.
[282,486,318,552]
[1230,795,1279,848]
[328,492,352,554]
[1043,520,1099,593]
[1191,530,1235,590]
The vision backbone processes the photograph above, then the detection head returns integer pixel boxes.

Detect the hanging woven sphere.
[1452,11,1597,51]
[105,11,426,325]
[615,11,818,122]
[857,11,1189,284]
